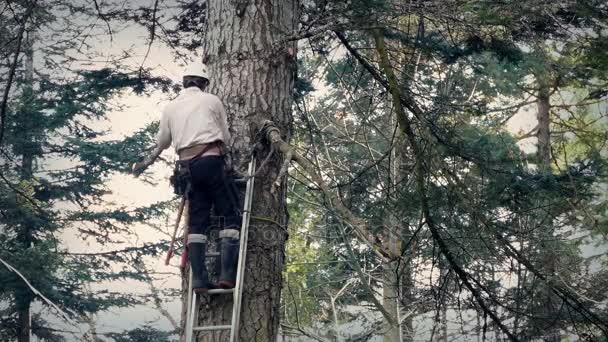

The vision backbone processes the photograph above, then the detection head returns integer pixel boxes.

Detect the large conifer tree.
[176,0,298,341]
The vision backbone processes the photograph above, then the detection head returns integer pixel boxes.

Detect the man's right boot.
[218,229,240,289]
[187,234,215,293]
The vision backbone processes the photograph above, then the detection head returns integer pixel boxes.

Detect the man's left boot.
[218,229,240,289]
[187,234,216,293]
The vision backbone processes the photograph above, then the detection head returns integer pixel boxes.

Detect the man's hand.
[132,146,164,177]
[132,160,150,177]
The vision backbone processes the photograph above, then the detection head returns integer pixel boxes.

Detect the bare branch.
[0,256,75,324]
[139,0,160,75]
[91,0,113,42]
[263,123,393,262]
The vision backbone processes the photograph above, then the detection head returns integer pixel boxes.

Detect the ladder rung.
[193,324,231,332]
[207,288,234,295]
[206,252,219,257]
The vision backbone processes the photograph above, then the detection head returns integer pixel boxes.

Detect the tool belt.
[170,142,221,196]
[170,161,191,196]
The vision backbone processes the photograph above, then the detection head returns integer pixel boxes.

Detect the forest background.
[1,0,607,341]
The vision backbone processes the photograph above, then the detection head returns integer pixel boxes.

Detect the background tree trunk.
[536,79,561,342]
[383,120,402,342]
[181,1,298,341]
[16,28,35,342]
[383,129,411,342]
[382,231,401,342]
[537,84,551,171]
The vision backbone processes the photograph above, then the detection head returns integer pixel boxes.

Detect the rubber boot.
[187,234,216,293]
[218,229,240,289]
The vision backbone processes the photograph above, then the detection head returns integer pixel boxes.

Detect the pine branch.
[0,256,75,324]
[60,241,169,257]
[372,28,520,341]
[0,171,49,217]
[0,1,37,148]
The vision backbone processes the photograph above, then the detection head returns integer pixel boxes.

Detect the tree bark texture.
[536,81,561,342]
[536,85,551,171]
[180,1,297,341]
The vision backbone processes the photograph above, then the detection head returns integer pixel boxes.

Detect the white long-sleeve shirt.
[156,87,231,153]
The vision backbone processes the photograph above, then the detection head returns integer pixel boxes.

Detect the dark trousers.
[188,156,240,235]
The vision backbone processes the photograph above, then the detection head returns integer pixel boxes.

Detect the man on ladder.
[132,62,241,293]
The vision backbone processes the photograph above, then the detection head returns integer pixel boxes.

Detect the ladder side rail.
[191,292,200,339]
[185,270,195,342]
[230,156,256,342]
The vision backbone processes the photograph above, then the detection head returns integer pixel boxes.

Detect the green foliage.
[283,202,321,325]
[440,124,523,171]
[0,7,178,339]
[286,1,608,338]
[295,76,315,100]
[109,325,173,342]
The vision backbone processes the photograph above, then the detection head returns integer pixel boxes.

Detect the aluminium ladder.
[185,156,256,342]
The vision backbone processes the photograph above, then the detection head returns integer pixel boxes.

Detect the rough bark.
[537,84,551,171]
[181,1,298,341]
[399,260,414,342]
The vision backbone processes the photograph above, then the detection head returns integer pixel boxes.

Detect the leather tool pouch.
[170,160,192,196]
[170,141,222,196]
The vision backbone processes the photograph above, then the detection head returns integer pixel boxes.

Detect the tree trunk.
[181,1,297,341]
[399,261,414,342]
[17,310,31,342]
[16,28,35,342]
[536,81,560,342]
[382,248,400,342]
[537,84,551,171]
[383,116,401,342]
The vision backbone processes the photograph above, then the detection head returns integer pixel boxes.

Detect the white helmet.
[183,62,209,79]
